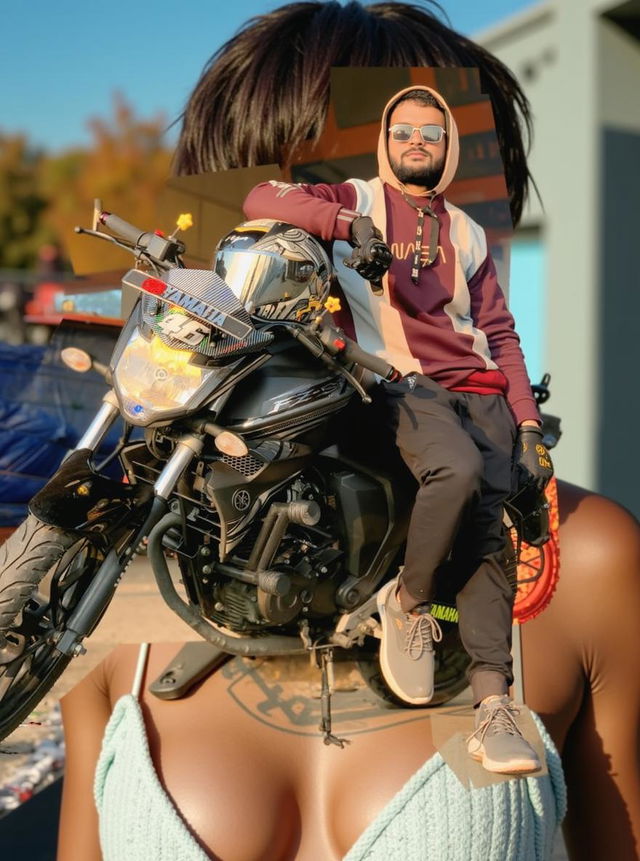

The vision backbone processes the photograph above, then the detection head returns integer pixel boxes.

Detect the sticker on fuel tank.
[268,379,343,413]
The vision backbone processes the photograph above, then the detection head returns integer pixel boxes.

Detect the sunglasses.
[389,124,446,144]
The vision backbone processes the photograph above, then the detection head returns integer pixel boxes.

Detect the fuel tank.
[221,345,353,439]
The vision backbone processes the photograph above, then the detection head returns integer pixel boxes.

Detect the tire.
[0,516,77,632]
[0,516,104,740]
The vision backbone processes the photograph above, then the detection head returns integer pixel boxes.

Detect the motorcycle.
[0,206,556,745]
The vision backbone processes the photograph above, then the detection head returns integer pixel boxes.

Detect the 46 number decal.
[158,313,210,346]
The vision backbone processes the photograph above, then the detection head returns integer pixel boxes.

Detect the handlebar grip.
[340,337,400,381]
[98,211,151,247]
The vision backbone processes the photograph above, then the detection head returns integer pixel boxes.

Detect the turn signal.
[214,431,249,458]
[60,347,92,373]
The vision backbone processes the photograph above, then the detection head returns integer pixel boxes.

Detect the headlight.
[113,328,212,424]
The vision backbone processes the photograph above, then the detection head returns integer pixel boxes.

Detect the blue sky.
[2,0,539,152]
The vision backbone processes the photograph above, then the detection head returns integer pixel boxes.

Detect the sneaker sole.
[468,744,541,775]
[376,580,434,707]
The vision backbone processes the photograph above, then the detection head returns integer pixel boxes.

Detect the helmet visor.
[214,249,317,312]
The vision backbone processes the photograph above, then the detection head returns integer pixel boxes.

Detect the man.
[244,85,553,774]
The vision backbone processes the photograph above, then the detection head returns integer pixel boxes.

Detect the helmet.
[213,220,332,323]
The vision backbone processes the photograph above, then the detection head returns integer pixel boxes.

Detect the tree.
[40,95,173,274]
[0,136,52,269]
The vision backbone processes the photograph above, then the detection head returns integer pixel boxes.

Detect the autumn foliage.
[0,95,173,271]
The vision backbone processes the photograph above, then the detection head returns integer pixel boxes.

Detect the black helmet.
[213,220,332,323]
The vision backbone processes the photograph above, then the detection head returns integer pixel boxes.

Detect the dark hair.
[174,1,534,225]
[390,89,444,112]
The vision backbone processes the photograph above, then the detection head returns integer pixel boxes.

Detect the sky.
[2,0,540,152]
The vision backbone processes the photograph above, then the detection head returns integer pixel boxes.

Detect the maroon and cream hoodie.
[244,85,539,425]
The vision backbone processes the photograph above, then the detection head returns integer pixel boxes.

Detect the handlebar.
[97,211,153,248]
[80,207,398,382]
[283,320,401,382]
[320,326,401,381]
[76,206,185,268]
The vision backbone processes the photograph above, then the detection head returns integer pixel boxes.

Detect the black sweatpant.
[383,374,517,698]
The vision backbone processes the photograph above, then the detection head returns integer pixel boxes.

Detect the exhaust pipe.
[147,513,308,656]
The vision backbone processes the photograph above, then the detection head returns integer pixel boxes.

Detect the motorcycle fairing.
[28,449,152,542]
[221,346,353,438]
[109,311,272,427]
[122,268,254,340]
[140,294,274,360]
[204,446,314,559]
[316,451,409,608]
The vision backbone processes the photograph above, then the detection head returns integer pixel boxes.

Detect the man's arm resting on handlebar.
[244,181,360,242]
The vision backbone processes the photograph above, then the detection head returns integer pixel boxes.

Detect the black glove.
[343,216,393,282]
[516,425,554,491]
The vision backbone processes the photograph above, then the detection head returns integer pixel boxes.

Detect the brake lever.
[287,324,371,403]
[331,361,371,404]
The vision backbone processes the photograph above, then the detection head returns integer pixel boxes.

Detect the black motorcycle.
[0,208,554,743]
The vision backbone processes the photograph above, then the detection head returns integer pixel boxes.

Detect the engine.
[182,475,345,632]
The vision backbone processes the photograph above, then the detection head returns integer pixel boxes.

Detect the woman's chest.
[138,690,438,860]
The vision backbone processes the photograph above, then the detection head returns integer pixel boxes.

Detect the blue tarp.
[0,326,121,526]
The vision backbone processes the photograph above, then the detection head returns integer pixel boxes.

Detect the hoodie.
[244,86,539,425]
[376,84,460,197]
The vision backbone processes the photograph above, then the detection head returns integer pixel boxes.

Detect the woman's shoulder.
[64,642,191,709]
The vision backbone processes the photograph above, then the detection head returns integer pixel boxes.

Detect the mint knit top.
[94,650,566,860]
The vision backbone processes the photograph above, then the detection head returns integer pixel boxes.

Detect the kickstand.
[317,647,349,748]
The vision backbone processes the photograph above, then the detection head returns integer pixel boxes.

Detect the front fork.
[73,390,121,453]
[73,390,205,500]
[56,392,205,655]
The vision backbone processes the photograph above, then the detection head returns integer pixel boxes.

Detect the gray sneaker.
[467,695,541,774]
[376,578,443,705]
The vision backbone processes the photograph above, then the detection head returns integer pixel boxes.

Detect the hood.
[377,85,459,197]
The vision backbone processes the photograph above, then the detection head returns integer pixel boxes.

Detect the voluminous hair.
[174,1,534,225]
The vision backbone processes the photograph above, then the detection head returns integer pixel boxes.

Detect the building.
[478,0,640,516]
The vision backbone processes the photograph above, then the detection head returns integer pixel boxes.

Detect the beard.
[390,151,444,189]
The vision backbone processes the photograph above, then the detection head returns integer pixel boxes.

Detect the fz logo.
[232,489,251,511]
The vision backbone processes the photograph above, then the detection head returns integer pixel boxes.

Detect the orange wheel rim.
[512,477,560,624]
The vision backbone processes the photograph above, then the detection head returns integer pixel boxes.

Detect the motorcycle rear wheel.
[0,515,104,740]
[358,625,471,708]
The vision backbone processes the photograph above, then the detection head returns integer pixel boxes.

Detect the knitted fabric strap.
[344,712,567,861]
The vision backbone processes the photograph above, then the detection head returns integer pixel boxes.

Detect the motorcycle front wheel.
[0,515,106,739]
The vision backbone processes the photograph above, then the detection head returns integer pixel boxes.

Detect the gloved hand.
[516,425,554,491]
[343,216,393,282]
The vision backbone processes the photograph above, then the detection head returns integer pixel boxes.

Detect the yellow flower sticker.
[324,296,341,313]
[176,213,194,231]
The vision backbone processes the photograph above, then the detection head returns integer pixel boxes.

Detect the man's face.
[387,101,447,189]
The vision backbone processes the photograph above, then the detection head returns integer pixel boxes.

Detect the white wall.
[479,1,602,490]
